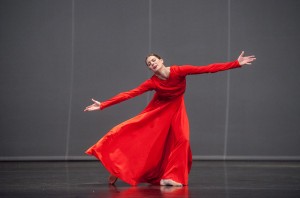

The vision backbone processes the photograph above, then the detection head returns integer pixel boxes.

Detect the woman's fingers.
[92,98,100,105]
[238,51,256,65]
[84,101,101,111]
[239,51,245,58]
[84,104,95,111]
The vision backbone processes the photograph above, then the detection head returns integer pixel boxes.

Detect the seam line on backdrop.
[223,0,231,160]
[148,0,152,54]
[146,0,152,104]
[65,0,75,160]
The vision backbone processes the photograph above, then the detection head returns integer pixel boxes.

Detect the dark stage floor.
[1,161,300,198]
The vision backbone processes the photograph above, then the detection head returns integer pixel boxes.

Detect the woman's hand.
[237,51,256,66]
[84,98,101,112]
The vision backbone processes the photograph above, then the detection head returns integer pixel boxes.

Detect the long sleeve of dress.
[100,79,154,110]
[177,60,241,76]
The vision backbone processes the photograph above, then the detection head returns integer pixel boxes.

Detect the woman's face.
[146,55,164,72]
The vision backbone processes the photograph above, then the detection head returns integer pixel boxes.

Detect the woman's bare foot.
[160,179,183,187]
[108,174,118,185]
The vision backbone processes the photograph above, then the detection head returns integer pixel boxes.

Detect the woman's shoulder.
[170,65,179,68]
[170,65,182,75]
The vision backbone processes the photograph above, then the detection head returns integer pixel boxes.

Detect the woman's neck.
[155,66,170,80]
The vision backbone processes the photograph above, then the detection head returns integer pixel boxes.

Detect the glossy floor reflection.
[1,161,300,197]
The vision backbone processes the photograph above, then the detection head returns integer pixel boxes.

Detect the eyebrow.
[147,57,156,65]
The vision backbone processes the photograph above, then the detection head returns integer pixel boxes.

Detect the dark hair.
[145,53,162,65]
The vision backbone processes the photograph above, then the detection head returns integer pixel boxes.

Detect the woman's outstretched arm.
[84,79,154,111]
[177,51,256,76]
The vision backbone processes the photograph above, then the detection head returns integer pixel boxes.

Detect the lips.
[152,64,158,70]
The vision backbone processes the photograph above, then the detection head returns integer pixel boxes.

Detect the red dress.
[86,60,241,186]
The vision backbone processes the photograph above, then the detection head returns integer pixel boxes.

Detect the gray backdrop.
[1,0,299,161]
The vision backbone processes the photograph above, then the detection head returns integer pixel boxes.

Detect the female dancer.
[84,51,256,186]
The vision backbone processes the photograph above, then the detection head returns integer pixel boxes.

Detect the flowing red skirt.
[86,95,192,185]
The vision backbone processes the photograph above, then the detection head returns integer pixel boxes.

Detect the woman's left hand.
[237,51,256,65]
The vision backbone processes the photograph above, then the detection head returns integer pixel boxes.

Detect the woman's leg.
[160,101,192,186]
[108,174,118,185]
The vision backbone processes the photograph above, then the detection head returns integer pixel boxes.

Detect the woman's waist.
[155,92,184,101]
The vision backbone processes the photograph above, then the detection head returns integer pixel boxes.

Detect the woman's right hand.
[84,98,101,112]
